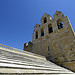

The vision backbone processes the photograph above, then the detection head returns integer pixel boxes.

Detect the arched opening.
[57,19,63,29]
[36,31,38,39]
[48,24,53,33]
[41,28,44,37]
[44,17,47,23]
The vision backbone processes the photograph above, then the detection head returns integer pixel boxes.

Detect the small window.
[48,24,53,33]
[58,22,63,29]
[57,19,63,29]
[36,31,38,39]
[57,14,58,15]
[41,28,44,37]
[44,17,47,23]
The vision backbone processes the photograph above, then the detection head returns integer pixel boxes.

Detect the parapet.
[24,41,33,52]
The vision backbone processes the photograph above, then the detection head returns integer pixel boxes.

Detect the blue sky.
[0,0,75,50]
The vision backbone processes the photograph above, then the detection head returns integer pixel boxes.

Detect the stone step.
[0,49,50,64]
[0,50,45,61]
[0,47,74,74]
[0,56,51,67]
[0,62,73,74]
[0,56,46,65]
[0,59,52,68]
[0,62,66,71]
[0,47,45,60]
[0,50,72,71]
[0,56,66,71]
[0,56,66,70]
[0,68,74,74]
[0,59,73,74]
[0,59,69,71]
[0,55,55,66]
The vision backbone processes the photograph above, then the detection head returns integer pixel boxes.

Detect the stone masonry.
[0,44,74,74]
[24,11,75,72]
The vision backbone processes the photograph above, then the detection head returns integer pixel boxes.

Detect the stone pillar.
[52,21,58,32]
[32,33,34,42]
[32,31,36,42]
[38,28,41,38]
[44,24,48,35]
[34,31,36,40]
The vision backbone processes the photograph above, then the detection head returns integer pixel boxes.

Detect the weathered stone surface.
[0,46,74,74]
[24,11,75,72]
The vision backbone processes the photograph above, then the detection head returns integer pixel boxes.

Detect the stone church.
[24,11,75,72]
[0,11,74,74]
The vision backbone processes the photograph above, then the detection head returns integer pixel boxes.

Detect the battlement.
[24,41,33,52]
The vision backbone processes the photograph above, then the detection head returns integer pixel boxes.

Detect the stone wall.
[24,11,75,71]
[33,25,75,62]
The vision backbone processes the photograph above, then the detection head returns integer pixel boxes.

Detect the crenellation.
[24,41,33,52]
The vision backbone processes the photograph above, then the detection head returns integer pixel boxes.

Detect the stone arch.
[48,24,53,33]
[41,28,44,37]
[35,31,38,39]
[44,17,47,24]
[57,19,63,29]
